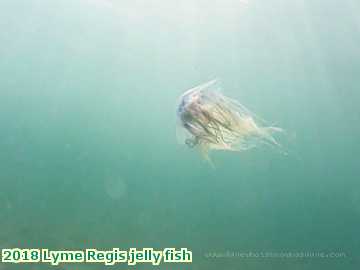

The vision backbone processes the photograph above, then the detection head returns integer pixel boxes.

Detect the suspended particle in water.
[176,80,283,163]
[104,177,127,200]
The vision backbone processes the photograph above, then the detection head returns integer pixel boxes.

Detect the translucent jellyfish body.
[176,80,282,161]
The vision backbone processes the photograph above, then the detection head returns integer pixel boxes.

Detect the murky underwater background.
[1,0,360,269]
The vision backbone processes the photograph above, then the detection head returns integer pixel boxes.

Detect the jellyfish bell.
[176,80,283,162]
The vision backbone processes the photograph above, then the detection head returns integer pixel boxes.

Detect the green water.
[1,0,359,269]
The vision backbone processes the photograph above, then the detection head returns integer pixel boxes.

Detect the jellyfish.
[176,80,283,162]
